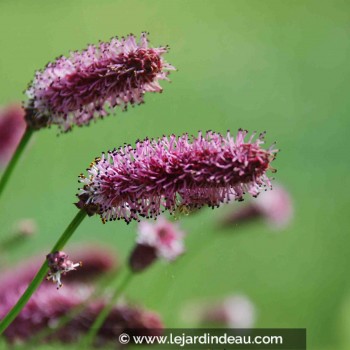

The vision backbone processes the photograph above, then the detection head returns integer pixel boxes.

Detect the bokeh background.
[1,0,350,349]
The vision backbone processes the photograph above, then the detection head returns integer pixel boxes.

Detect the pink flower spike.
[46,251,81,289]
[129,217,185,272]
[25,33,175,132]
[0,104,26,167]
[77,129,278,224]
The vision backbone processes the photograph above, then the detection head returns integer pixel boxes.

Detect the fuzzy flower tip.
[46,251,81,289]
[25,32,175,132]
[77,129,278,224]
[0,104,26,166]
[129,217,185,272]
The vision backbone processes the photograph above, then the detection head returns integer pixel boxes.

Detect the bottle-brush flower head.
[77,129,278,224]
[24,32,175,132]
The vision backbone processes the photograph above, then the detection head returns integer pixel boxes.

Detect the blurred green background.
[0,0,350,349]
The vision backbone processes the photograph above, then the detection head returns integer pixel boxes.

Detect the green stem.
[0,209,87,335]
[0,127,34,200]
[82,269,134,347]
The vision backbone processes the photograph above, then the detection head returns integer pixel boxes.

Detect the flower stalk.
[82,269,134,347]
[82,216,185,346]
[0,209,87,335]
[0,127,34,200]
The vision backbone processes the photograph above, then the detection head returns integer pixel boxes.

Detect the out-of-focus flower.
[0,246,118,294]
[183,295,256,328]
[254,184,293,229]
[1,283,163,345]
[0,247,158,346]
[202,295,256,328]
[25,33,175,132]
[0,104,26,166]
[13,218,38,237]
[46,251,82,289]
[129,217,185,272]
[63,245,118,282]
[1,283,92,343]
[77,303,163,346]
[77,129,278,224]
[0,219,37,253]
[222,185,293,230]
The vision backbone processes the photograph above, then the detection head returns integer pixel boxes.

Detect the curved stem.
[82,269,134,347]
[0,127,34,201]
[0,209,87,335]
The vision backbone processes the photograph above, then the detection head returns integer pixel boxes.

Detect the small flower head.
[129,217,185,272]
[46,251,81,289]
[138,217,185,259]
[25,33,175,132]
[0,104,26,166]
[78,129,278,224]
